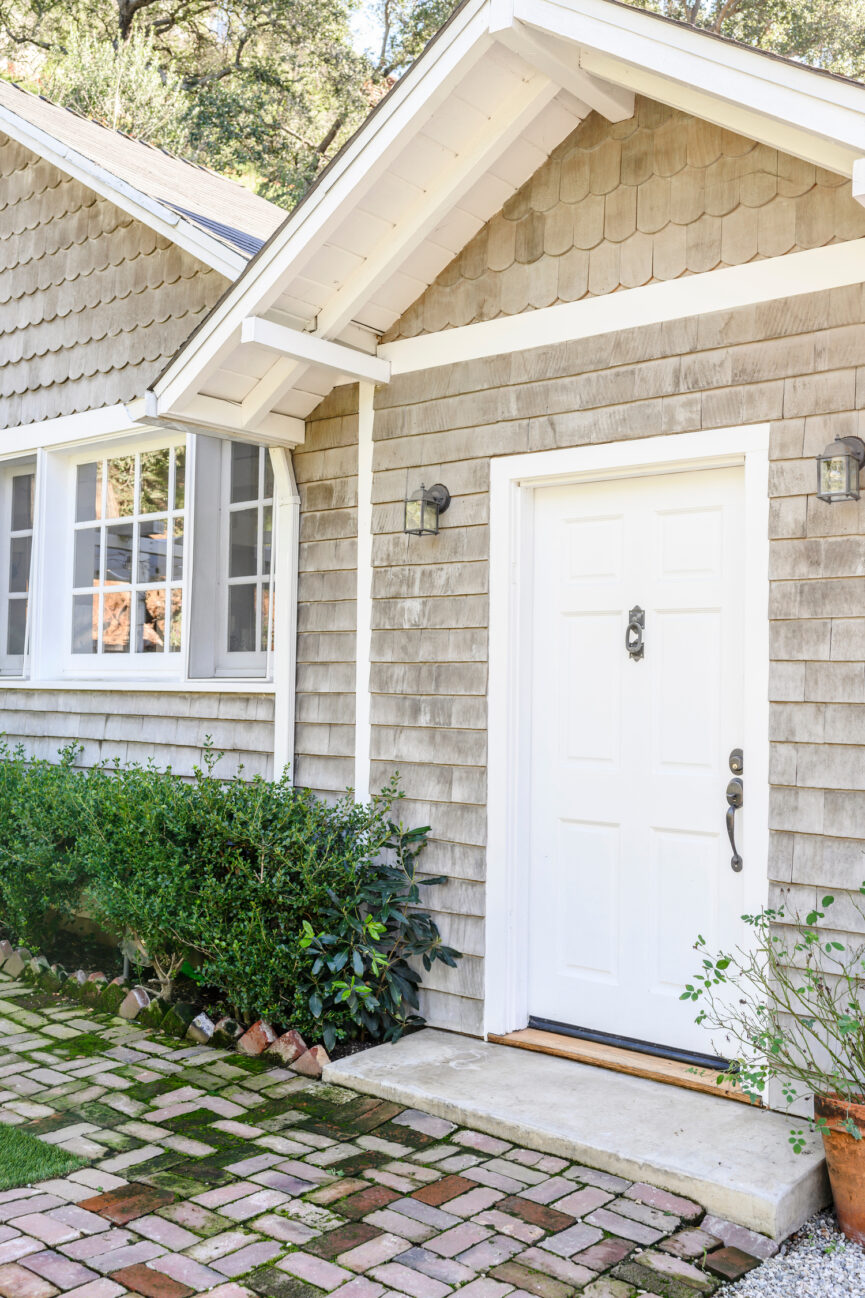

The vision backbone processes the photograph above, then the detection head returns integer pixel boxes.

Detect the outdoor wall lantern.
[816,436,865,503]
[404,482,451,536]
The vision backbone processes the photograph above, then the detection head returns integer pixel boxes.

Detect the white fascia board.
[0,403,143,456]
[0,108,248,279]
[151,0,494,414]
[517,0,865,172]
[381,237,865,374]
[241,317,391,384]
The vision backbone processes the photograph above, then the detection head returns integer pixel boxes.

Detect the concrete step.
[323,1028,829,1241]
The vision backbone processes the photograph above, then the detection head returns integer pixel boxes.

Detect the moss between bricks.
[0,941,333,1080]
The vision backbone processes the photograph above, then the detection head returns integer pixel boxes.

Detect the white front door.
[528,466,746,1055]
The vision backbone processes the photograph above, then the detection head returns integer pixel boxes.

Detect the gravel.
[723,1210,865,1297]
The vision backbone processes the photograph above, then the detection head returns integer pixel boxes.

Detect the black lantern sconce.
[404,482,451,536]
[816,436,865,504]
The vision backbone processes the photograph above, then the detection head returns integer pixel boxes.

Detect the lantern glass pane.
[821,455,849,498]
[405,498,424,533]
[423,499,439,534]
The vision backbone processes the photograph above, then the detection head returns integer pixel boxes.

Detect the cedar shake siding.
[0,688,274,778]
[0,133,228,427]
[342,100,865,1033]
[369,284,865,1034]
[383,97,865,342]
[293,385,359,798]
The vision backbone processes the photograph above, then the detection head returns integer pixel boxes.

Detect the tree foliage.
[2,0,865,206]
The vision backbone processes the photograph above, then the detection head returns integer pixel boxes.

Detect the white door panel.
[528,467,745,1054]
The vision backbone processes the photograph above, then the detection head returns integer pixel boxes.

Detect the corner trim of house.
[354,382,375,801]
[485,425,771,1039]
[380,239,865,375]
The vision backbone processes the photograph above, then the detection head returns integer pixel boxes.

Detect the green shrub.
[0,742,96,947]
[0,743,461,1044]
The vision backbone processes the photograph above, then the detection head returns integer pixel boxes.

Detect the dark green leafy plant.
[300,819,461,1051]
[682,888,865,1150]
[0,741,460,1045]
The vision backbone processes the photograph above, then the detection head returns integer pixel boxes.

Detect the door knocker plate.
[625,606,645,661]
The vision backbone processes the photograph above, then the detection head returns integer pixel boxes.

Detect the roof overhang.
[0,102,250,279]
[146,0,865,446]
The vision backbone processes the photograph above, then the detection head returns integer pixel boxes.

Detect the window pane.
[74,528,101,587]
[261,586,272,652]
[230,443,259,503]
[262,506,272,576]
[7,600,26,656]
[139,449,170,514]
[105,523,134,585]
[169,589,182,652]
[102,592,130,653]
[229,508,257,577]
[11,474,33,532]
[137,519,168,583]
[76,462,102,522]
[136,589,165,653]
[105,456,135,518]
[264,452,274,500]
[72,593,98,654]
[171,520,184,581]
[174,446,185,510]
[8,536,30,593]
[228,583,256,652]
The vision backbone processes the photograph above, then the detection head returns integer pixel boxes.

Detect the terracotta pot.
[815,1092,865,1245]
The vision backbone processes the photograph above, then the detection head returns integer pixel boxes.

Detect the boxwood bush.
[0,742,460,1047]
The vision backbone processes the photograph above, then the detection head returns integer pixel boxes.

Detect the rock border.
[0,939,332,1078]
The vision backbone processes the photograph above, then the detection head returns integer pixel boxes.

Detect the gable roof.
[146,0,865,445]
[0,79,285,279]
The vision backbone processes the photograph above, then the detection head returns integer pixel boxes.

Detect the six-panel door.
[528,466,746,1055]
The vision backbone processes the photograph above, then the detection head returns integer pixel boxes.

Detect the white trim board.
[381,239,865,375]
[484,424,771,1038]
[354,383,375,801]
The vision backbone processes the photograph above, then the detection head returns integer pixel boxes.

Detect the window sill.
[0,678,275,694]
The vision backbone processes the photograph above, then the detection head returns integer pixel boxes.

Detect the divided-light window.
[0,463,35,674]
[226,443,273,656]
[72,448,185,657]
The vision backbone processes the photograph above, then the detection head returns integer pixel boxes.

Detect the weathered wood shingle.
[0,134,228,427]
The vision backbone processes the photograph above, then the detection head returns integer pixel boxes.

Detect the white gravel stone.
[724,1211,865,1297]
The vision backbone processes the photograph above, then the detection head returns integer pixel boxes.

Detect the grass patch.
[0,1123,87,1190]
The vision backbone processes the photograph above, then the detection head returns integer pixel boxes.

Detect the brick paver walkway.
[0,970,772,1298]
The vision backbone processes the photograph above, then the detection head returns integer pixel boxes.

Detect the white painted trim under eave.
[517,0,865,172]
[149,0,494,414]
[484,424,771,1038]
[0,107,248,280]
[381,238,865,375]
[241,317,391,385]
[354,383,375,802]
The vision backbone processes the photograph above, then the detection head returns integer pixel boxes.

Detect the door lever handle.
[726,777,743,873]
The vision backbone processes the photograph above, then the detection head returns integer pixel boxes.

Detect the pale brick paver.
[0,967,775,1295]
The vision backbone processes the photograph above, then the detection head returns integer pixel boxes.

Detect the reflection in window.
[6,470,34,659]
[226,445,273,656]
[72,446,185,656]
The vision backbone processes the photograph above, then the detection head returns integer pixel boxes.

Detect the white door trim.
[485,424,771,1038]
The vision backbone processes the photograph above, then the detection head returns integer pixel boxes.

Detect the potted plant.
[681,886,865,1244]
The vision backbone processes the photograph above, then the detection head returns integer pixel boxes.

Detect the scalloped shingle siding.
[384,97,865,341]
[0,134,229,428]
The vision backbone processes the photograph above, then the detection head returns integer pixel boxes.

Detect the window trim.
[0,458,37,678]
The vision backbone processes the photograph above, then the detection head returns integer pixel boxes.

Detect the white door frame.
[485,424,771,1038]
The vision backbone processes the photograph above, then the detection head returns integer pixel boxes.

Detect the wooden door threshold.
[488,1028,759,1105]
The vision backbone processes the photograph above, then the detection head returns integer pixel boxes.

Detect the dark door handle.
[726,776,743,873]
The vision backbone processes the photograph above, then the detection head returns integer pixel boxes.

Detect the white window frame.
[51,431,189,680]
[218,441,275,675]
[0,458,37,677]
